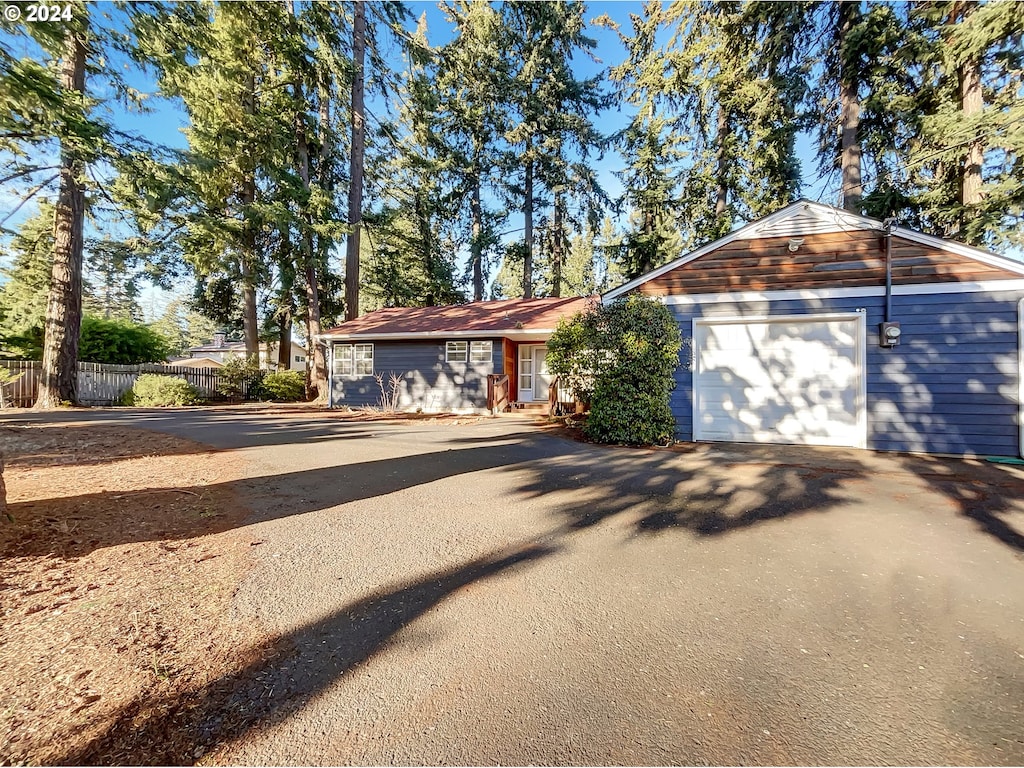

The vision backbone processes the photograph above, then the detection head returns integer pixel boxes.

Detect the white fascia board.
[317,329,555,342]
[891,227,1024,276]
[663,286,885,306]
[692,311,864,326]
[741,200,882,238]
[660,278,1024,307]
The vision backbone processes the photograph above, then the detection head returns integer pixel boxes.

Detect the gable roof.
[603,199,1024,300]
[319,296,595,341]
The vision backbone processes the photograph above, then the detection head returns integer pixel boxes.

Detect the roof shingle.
[321,296,594,338]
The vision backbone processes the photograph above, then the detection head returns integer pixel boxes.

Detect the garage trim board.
[692,312,868,449]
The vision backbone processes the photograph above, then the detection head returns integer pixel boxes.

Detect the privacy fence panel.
[0,360,41,407]
[0,361,246,407]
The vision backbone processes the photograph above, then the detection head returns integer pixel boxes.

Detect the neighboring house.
[165,356,223,369]
[185,332,307,371]
[319,297,593,413]
[607,199,1024,458]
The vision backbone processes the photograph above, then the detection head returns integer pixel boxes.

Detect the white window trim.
[691,311,868,450]
[470,340,492,363]
[332,342,374,377]
[446,340,468,363]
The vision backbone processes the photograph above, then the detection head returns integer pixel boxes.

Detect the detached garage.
[606,200,1024,458]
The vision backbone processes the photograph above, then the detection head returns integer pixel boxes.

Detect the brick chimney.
[213,330,227,348]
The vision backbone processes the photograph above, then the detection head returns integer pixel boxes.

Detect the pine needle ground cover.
[0,424,269,765]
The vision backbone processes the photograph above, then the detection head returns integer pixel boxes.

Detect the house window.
[353,344,373,375]
[470,340,492,363]
[446,341,468,363]
[295,355,305,363]
[332,343,373,376]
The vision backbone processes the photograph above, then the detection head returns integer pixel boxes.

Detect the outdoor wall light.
[788,238,804,252]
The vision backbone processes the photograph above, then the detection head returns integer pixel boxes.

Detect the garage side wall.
[669,289,1023,456]
[330,339,502,412]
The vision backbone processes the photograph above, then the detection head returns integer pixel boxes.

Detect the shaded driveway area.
[6,407,1024,765]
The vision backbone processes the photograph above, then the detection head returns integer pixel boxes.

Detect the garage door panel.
[694,315,866,448]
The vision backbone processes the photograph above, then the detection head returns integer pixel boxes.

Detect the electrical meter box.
[879,321,902,347]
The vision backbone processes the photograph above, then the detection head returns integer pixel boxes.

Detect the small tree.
[217,354,262,402]
[547,295,682,445]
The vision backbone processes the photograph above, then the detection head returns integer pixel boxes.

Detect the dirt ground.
[0,422,269,766]
[0,408,508,766]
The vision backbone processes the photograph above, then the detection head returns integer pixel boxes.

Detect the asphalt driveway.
[6,407,1024,765]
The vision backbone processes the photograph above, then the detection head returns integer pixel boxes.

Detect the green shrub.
[79,316,172,364]
[217,355,262,401]
[547,295,681,446]
[123,374,199,407]
[261,370,305,402]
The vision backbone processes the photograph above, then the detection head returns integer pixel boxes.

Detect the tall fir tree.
[436,0,511,302]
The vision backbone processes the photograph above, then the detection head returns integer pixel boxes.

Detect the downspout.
[883,218,895,323]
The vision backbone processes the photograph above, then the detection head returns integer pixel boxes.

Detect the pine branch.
[0,174,60,228]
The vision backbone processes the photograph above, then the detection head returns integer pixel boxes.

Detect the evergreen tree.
[1,3,100,405]
[504,1,607,298]
[436,0,511,302]
[901,1,1024,247]
[606,2,687,277]
[364,12,463,310]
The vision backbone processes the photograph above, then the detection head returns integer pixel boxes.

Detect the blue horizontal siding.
[668,290,1023,457]
[331,338,501,411]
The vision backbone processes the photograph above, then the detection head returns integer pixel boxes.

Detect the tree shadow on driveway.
[894,453,1024,551]
[53,542,558,766]
[480,435,1024,551]
[2,436,569,558]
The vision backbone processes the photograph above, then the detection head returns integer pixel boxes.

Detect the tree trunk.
[289,18,327,402]
[344,0,366,321]
[239,72,259,361]
[35,28,86,410]
[296,102,325,396]
[0,450,6,521]
[523,149,534,299]
[238,250,259,361]
[470,174,484,301]
[838,0,862,213]
[415,191,435,306]
[714,104,730,222]
[959,55,983,207]
[552,193,563,298]
[277,309,291,370]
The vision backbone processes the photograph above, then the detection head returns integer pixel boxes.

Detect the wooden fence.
[0,360,249,407]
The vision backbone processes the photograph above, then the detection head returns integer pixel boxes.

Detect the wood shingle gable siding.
[634,230,1024,296]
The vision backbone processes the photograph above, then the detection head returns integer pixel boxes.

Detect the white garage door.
[693,313,866,448]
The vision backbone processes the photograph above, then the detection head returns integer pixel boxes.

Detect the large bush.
[217,355,263,401]
[79,316,172,364]
[547,296,682,445]
[261,370,305,402]
[123,374,199,407]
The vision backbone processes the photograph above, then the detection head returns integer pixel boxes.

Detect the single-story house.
[319,297,593,413]
[186,332,307,371]
[606,199,1024,458]
[164,356,223,369]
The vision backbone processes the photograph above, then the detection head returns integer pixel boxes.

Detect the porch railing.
[487,373,510,414]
